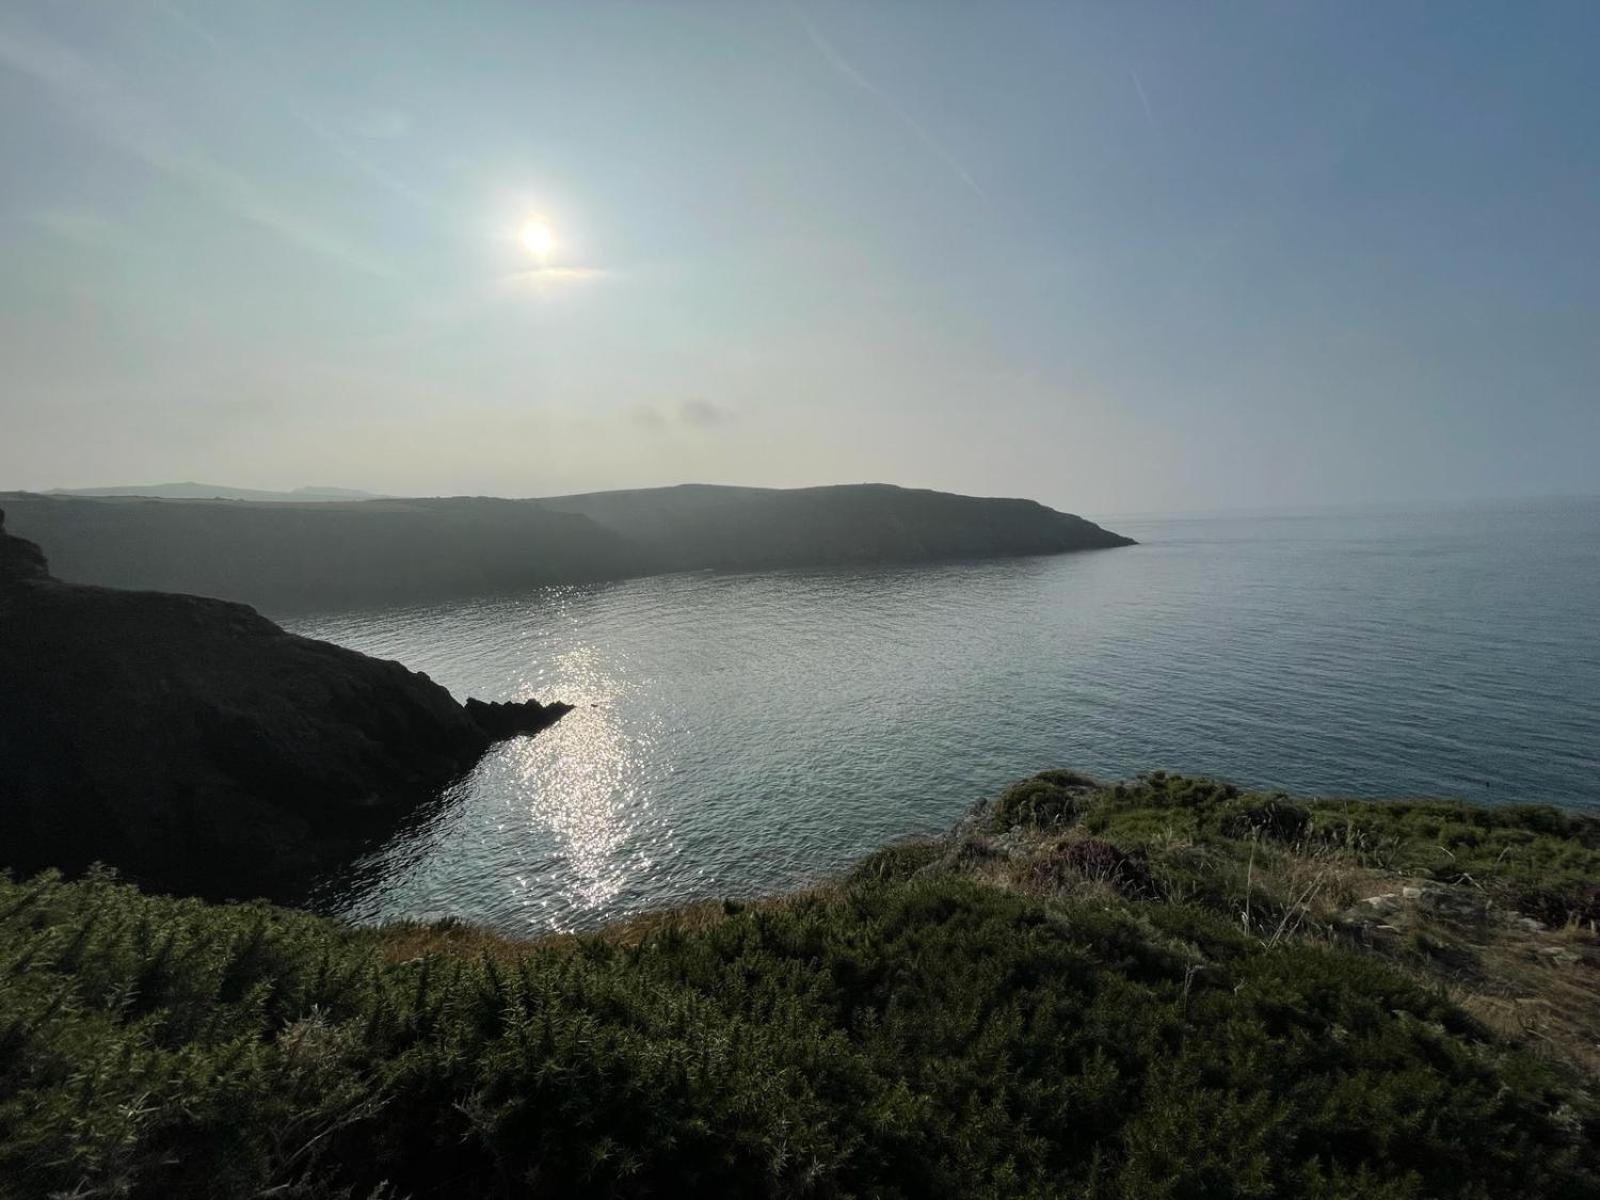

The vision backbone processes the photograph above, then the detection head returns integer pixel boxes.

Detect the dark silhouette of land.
[0,508,568,903]
[0,483,1134,611]
[49,481,383,502]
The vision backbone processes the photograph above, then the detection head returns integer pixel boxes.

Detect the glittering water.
[292,498,1600,934]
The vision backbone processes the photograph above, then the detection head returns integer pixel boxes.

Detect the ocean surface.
[292,497,1600,934]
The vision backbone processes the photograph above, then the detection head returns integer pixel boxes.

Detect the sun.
[520,218,556,260]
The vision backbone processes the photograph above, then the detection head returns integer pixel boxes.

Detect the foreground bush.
[2,843,1595,1199]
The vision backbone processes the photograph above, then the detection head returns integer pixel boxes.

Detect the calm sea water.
[292,498,1600,934]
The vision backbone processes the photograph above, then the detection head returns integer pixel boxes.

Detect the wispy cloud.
[29,207,122,249]
[0,21,399,280]
[789,4,988,203]
[679,398,738,428]
[1129,69,1156,130]
[152,1,434,212]
[158,1,440,217]
[630,398,739,431]
[289,103,437,211]
[505,266,610,287]
[345,107,411,141]
[152,0,222,53]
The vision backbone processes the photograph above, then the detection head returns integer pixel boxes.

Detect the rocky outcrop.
[463,697,574,740]
[0,509,567,903]
[0,517,48,582]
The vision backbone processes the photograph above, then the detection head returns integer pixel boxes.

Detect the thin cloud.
[288,103,437,211]
[1130,69,1156,130]
[789,4,988,203]
[679,398,737,428]
[684,400,739,428]
[629,404,669,431]
[29,207,122,249]
[630,399,739,431]
[346,108,411,141]
[152,0,223,53]
[0,22,400,280]
[506,266,610,285]
[152,1,437,213]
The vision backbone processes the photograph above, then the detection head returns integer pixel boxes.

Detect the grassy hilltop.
[2,773,1597,1199]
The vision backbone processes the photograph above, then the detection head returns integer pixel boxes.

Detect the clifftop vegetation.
[3,773,1596,1198]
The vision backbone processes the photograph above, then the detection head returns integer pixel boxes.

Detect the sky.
[0,1,1596,516]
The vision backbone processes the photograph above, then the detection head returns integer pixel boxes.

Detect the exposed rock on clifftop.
[0,509,567,902]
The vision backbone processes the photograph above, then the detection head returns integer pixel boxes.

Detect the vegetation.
[2,774,1597,1198]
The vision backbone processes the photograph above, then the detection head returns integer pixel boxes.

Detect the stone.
[463,697,575,741]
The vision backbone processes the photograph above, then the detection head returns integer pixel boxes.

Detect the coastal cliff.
[0,509,568,902]
[537,482,1136,571]
[0,483,1134,611]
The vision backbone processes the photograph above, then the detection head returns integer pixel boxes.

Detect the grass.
[2,773,1597,1198]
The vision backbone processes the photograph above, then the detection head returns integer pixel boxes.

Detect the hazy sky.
[1,2,1595,514]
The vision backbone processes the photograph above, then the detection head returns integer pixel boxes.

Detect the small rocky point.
[0,507,569,903]
[465,697,574,740]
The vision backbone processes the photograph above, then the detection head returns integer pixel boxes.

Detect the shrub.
[1218,793,1313,842]
[1027,836,1162,900]
[991,771,1096,829]
[848,837,944,883]
[2,868,1595,1198]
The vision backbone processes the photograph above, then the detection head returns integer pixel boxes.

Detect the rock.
[0,521,48,582]
[0,507,568,903]
[1339,916,1402,947]
[1415,886,1493,922]
[464,697,574,741]
[1537,946,1583,967]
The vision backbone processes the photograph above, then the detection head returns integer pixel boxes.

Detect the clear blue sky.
[1,1,1595,513]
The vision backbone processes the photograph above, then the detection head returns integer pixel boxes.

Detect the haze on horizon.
[1,1,1595,516]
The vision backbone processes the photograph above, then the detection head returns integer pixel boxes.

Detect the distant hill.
[0,484,1133,612]
[540,483,1134,572]
[48,482,382,502]
[0,494,645,611]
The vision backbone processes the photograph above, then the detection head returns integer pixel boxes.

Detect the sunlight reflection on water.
[295,500,1600,935]
[317,638,677,933]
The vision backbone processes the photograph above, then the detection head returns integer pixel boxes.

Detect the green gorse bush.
[3,775,1597,1199]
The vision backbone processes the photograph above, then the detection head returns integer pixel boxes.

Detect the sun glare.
[520,218,556,260]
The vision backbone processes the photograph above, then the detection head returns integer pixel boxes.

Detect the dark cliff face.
[0,509,563,903]
[0,517,48,582]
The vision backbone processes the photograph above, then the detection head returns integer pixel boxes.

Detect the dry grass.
[951,793,1600,1081]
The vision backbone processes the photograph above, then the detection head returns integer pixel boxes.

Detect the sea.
[291,496,1600,934]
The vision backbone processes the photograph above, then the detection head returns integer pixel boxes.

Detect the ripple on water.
[294,499,1600,933]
